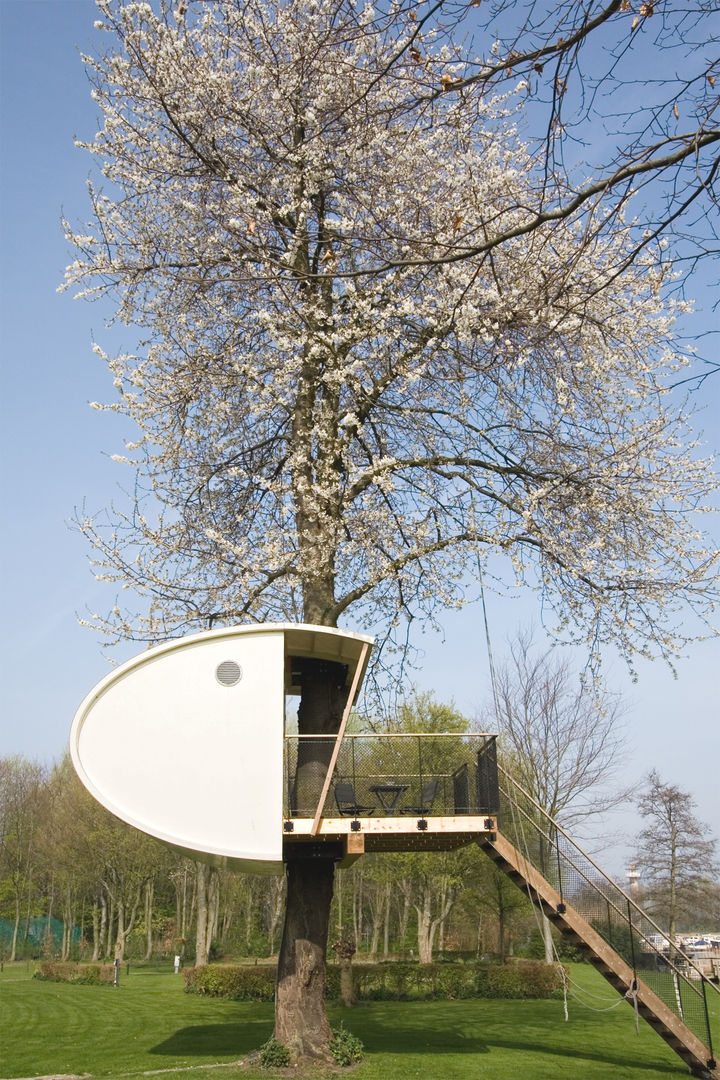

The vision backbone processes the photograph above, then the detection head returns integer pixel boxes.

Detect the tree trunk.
[438,877,447,954]
[106,893,115,959]
[115,897,125,961]
[292,658,347,815]
[397,885,411,953]
[92,900,101,961]
[61,886,73,961]
[145,880,154,960]
[275,855,336,1062]
[195,862,210,967]
[208,869,219,950]
[416,893,434,964]
[10,895,20,962]
[369,915,381,958]
[498,905,506,963]
[267,877,285,957]
[275,656,348,1062]
[352,870,362,949]
[244,879,255,952]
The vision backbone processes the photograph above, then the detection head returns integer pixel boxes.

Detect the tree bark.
[398,885,411,953]
[145,879,154,960]
[195,861,210,967]
[115,896,125,961]
[275,856,336,1062]
[275,656,348,1061]
[106,893,115,959]
[498,905,506,963]
[416,894,434,964]
[292,658,348,816]
[267,877,285,957]
[10,896,20,962]
[92,900,101,962]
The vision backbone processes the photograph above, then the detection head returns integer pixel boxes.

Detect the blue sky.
[0,0,718,877]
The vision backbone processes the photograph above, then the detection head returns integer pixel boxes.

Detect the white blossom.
[65,0,718,668]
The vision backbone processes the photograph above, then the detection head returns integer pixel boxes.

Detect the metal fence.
[284,732,499,820]
[497,765,718,1059]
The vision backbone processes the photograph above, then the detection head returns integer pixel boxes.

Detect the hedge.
[34,962,116,985]
[183,964,276,1001]
[183,959,565,1002]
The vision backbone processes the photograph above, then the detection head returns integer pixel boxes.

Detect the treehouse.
[70,623,499,874]
[70,624,719,1078]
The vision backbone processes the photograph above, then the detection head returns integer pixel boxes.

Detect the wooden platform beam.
[285,815,496,837]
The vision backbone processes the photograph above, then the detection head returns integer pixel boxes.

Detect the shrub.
[258,1037,290,1068]
[484,963,526,998]
[478,959,565,999]
[182,960,564,1003]
[329,1024,364,1066]
[183,963,275,1000]
[35,962,115,985]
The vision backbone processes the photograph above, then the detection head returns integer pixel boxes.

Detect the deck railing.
[283,732,498,821]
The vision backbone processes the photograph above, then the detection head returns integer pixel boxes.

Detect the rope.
[625,979,640,1034]
[565,975,626,1013]
[477,565,567,1024]
[477,585,657,1043]
[477,557,501,719]
[559,961,569,1021]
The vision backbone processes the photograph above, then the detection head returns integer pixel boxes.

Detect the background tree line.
[0,749,544,966]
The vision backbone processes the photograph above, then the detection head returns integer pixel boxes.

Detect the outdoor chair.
[401,778,440,816]
[334,781,374,816]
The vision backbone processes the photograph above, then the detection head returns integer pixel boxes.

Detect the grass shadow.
[347,1009,680,1074]
[151,1021,272,1057]
[486,1035,682,1075]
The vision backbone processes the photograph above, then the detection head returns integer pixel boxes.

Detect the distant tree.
[486,629,626,960]
[84,802,163,961]
[489,630,626,827]
[389,693,469,963]
[0,757,47,961]
[634,770,718,941]
[193,860,218,967]
[393,693,468,736]
[474,859,531,963]
[41,757,100,961]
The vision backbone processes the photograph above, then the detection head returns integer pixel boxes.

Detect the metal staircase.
[478,767,718,1078]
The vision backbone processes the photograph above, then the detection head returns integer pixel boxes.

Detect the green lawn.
[0,962,716,1080]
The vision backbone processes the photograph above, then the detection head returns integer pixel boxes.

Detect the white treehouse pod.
[70,624,373,874]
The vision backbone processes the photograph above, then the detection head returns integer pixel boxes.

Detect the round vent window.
[215,660,242,687]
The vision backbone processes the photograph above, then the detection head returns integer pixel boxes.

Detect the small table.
[370,783,409,813]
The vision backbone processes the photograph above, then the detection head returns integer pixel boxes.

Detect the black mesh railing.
[497,765,718,1059]
[284,733,499,821]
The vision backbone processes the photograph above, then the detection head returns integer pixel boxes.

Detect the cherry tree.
[388,0,720,311]
[65,0,718,1061]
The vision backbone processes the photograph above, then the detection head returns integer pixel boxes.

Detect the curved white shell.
[70,623,372,873]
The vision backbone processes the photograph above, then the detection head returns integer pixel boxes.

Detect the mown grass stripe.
[1,963,712,1079]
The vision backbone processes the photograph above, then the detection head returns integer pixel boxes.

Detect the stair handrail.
[497,763,720,996]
